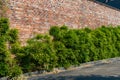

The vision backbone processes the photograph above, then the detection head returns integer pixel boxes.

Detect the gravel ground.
[28,58,120,80]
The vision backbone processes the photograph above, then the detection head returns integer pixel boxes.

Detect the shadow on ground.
[33,75,120,80]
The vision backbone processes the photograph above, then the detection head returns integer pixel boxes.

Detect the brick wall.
[7,0,120,42]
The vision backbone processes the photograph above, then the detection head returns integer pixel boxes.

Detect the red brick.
[7,0,120,43]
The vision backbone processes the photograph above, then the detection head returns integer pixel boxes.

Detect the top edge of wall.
[89,0,120,12]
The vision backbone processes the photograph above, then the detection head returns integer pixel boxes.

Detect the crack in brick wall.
[7,0,120,43]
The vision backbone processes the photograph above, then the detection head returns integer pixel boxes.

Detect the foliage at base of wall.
[1,17,120,79]
[15,25,120,76]
[0,18,22,79]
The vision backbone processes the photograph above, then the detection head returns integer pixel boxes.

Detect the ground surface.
[28,58,120,80]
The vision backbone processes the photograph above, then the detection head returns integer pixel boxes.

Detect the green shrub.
[7,29,19,43]
[49,26,120,64]
[1,18,120,78]
[0,18,9,36]
[19,25,120,72]
[9,65,22,78]
[0,62,9,77]
[18,34,57,72]
[54,41,78,68]
[0,18,22,78]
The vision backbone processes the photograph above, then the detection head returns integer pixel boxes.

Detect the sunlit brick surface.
[7,0,120,42]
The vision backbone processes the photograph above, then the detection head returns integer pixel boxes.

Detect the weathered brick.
[7,0,120,43]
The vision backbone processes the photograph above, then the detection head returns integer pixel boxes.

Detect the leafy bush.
[49,25,120,64]
[19,25,120,72]
[1,18,120,79]
[18,34,57,72]
[9,65,22,78]
[0,18,22,78]
[7,29,19,43]
[0,18,9,35]
[0,62,9,77]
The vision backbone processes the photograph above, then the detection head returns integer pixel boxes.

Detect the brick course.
[7,0,120,42]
